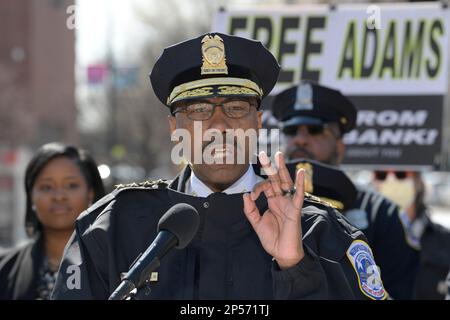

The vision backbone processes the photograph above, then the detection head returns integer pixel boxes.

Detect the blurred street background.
[1,0,449,249]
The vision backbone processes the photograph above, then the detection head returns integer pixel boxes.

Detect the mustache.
[201,134,242,152]
[286,146,315,160]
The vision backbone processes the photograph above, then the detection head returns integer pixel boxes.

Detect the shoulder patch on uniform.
[115,179,171,190]
[304,192,337,209]
[346,240,387,300]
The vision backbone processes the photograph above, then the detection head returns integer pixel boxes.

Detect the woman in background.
[0,142,105,299]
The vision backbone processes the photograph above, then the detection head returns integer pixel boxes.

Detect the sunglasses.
[374,171,412,181]
[283,124,326,136]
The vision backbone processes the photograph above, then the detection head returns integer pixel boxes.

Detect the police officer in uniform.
[51,33,386,300]
[271,80,421,299]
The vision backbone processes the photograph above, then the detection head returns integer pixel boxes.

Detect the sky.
[75,0,145,66]
[74,0,280,66]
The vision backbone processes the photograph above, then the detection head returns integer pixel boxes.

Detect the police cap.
[150,32,280,111]
[272,80,357,134]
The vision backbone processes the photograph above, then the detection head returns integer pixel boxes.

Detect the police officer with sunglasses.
[272,80,423,299]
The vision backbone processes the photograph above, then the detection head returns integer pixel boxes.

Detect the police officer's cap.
[150,32,280,110]
[272,80,357,134]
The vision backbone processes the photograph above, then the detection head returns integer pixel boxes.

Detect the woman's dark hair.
[24,142,106,237]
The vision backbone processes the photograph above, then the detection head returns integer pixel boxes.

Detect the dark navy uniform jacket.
[51,166,386,300]
[412,212,450,299]
[286,159,420,299]
[445,270,450,300]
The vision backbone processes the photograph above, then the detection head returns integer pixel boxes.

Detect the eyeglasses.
[283,124,326,136]
[374,171,412,181]
[172,100,256,121]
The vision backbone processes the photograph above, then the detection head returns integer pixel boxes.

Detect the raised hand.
[243,151,305,269]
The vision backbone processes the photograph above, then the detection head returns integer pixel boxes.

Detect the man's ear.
[257,111,263,131]
[336,139,346,165]
[168,115,176,135]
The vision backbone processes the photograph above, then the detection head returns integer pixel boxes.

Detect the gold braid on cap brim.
[167,77,263,105]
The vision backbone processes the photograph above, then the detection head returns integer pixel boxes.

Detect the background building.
[0,0,76,247]
[0,0,77,149]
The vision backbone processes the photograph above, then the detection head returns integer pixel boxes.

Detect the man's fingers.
[259,151,283,196]
[243,193,261,229]
[275,151,294,191]
[263,185,277,199]
[292,169,305,211]
[251,180,272,201]
[259,151,276,175]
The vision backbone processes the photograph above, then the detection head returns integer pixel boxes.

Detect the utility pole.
[106,0,118,163]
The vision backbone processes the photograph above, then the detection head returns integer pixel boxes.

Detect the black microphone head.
[157,203,200,249]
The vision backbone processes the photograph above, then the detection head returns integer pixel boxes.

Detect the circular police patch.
[346,240,387,300]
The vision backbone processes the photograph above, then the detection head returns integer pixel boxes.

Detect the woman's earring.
[32,204,37,211]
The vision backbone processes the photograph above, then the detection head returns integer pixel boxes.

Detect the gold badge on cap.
[296,162,314,193]
[201,35,228,75]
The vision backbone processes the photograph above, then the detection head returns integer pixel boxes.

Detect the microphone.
[109,203,200,300]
